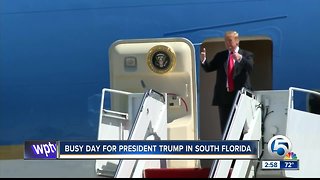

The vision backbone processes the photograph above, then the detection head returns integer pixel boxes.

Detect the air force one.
[1,0,320,178]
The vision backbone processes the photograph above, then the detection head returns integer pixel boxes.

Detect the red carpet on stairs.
[143,168,210,178]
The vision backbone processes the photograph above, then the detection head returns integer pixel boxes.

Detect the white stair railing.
[95,88,142,177]
[114,89,167,178]
[210,88,262,178]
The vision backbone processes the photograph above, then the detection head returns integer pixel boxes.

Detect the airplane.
[1,0,320,178]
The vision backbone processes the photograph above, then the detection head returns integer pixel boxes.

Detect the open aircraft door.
[95,38,199,177]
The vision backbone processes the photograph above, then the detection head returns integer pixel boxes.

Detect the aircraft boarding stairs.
[95,87,320,178]
[95,88,168,178]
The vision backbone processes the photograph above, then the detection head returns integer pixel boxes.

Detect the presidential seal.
[147,45,176,74]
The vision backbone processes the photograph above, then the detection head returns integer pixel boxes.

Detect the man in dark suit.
[200,31,254,134]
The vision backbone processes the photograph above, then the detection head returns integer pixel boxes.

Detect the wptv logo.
[262,135,299,170]
[24,141,57,159]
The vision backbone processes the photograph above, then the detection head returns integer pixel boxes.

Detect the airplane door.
[106,38,198,169]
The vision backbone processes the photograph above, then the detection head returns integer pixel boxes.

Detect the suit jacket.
[201,49,254,106]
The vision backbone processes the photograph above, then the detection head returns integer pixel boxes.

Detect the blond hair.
[225,31,240,45]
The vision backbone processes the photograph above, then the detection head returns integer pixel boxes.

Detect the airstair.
[95,88,167,178]
[94,87,261,178]
[94,86,320,178]
[209,88,262,178]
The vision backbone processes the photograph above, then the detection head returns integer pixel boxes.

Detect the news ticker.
[261,160,299,170]
[24,140,258,160]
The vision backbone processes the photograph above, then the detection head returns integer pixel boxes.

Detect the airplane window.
[308,93,320,115]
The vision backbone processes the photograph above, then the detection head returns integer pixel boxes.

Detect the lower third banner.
[57,140,258,160]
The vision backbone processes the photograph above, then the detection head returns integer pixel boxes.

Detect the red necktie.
[227,52,234,92]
